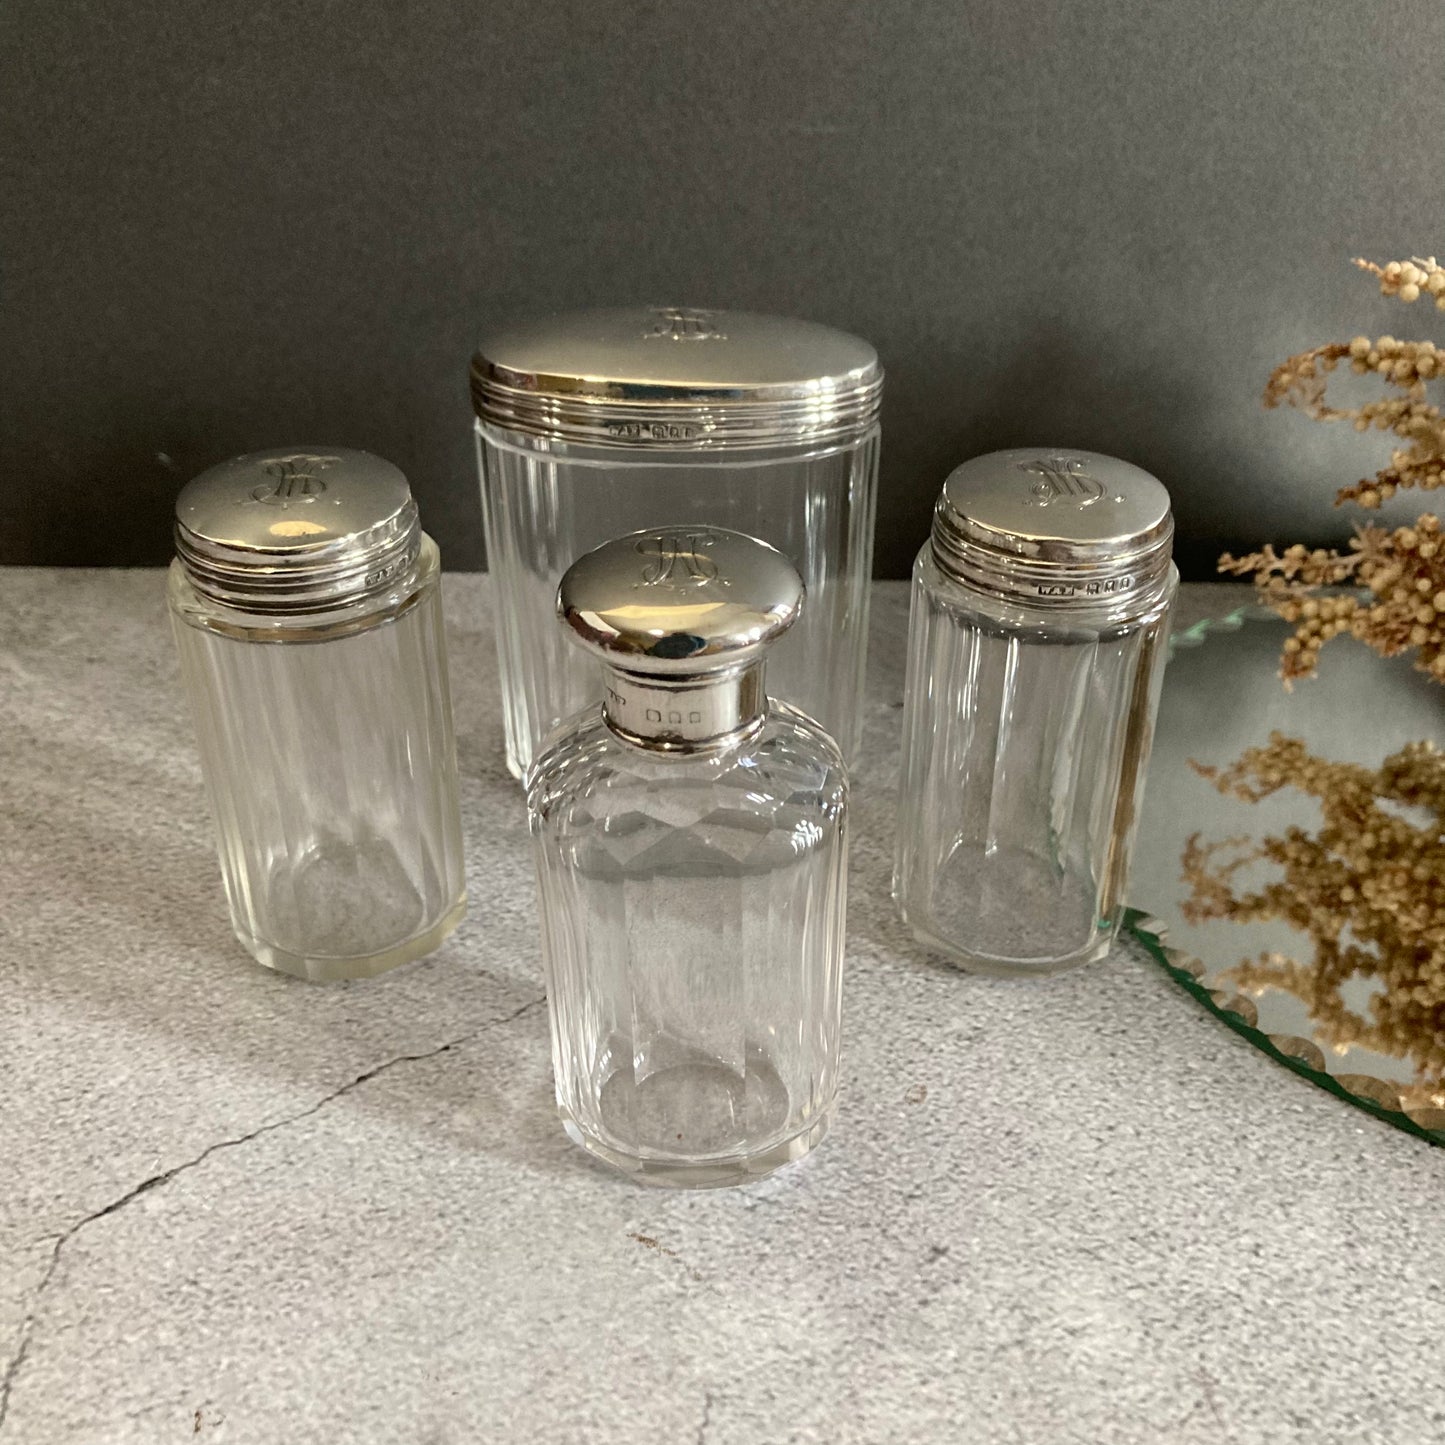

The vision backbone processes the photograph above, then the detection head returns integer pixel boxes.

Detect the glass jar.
[527,527,849,1188]
[471,305,882,778]
[893,450,1178,976]
[168,448,467,982]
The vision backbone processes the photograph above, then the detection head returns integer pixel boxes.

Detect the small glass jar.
[168,448,467,981]
[527,527,849,1188]
[471,305,882,778]
[893,449,1178,976]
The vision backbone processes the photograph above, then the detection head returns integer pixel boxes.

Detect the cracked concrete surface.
[4,573,1444,1444]
[0,1239,59,1434]
[0,997,545,1433]
[696,1390,716,1445]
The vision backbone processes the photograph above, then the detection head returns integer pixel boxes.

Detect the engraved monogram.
[250,454,341,504]
[635,531,720,585]
[642,306,725,342]
[1020,455,1107,508]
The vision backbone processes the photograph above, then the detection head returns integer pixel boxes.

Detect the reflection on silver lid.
[471,306,882,450]
[558,526,804,677]
[932,448,1175,613]
[174,448,421,614]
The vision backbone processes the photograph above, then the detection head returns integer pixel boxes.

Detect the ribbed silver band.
[601,663,766,752]
[175,502,421,615]
[471,370,882,452]
[931,502,1175,620]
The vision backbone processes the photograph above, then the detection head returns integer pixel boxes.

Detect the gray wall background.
[4,0,1444,578]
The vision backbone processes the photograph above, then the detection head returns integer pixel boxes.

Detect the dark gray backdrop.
[4,0,1444,577]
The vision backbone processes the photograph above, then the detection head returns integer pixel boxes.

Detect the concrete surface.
[2,573,1441,1445]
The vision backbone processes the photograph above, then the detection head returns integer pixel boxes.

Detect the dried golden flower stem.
[1183,733,1445,1085]
[1218,518,1445,686]
[1185,257,1445,1104]
[1356,255,1445,310]
[1225,255,1445,682]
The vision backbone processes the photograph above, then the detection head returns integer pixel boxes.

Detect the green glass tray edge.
[1166,601,1263,656]
[1123,907,1445,1149]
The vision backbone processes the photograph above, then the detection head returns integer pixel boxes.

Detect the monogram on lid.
[557,525,804,751]
[930,447,1175,613]
[173,447,421,614]
[471,305,881,450]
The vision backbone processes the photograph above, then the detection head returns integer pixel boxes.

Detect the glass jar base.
[559,1107,834,1190]
[233,894,467,982]
[899,908,1116,977]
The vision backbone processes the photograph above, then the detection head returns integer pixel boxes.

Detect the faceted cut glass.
[527,701,848,1187]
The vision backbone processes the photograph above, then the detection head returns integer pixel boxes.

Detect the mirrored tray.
[1125,603,1445,1145]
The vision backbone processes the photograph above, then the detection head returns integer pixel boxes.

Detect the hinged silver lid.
[472,306,882,451]
[932,448,1174,612]
[174,448,421,614]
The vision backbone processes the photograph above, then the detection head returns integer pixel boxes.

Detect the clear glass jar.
[472,306,882,778]
[527,527,848,1188]
[893,450,1178,975]
[168,449,467,982]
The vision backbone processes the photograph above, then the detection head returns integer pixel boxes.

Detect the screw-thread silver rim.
[175,501,421,615]
[471,366,882,451]
[931,498,1174,619]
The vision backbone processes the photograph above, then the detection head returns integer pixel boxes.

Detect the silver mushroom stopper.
[557,526,804,751]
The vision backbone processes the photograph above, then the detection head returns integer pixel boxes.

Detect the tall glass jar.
[527,527,849,1188]
[168,449,467,982]
[472,305,882,778]
[893,450,1178,976]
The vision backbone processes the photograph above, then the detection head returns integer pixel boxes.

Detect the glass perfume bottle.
[527,526,849,1188]
[893,449,1178,976]
[471,305,883,778]
[168,448,467,982]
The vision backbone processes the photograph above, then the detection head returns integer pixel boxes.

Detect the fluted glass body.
[893,546,1176,975]
[168,537,466,981]
[527,701,848,1188]
[477,425,879,777]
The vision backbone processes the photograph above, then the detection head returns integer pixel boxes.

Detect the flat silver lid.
[933,449,1174,610]
[174,448,421,614]
[472,306,882,450]
[558,526,804,676]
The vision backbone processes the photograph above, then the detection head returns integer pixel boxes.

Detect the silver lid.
[472,306,882,451]
[557,526,804,751]
[932,448,1174,612]
[559,526,803,673]
[174,448,421,614]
